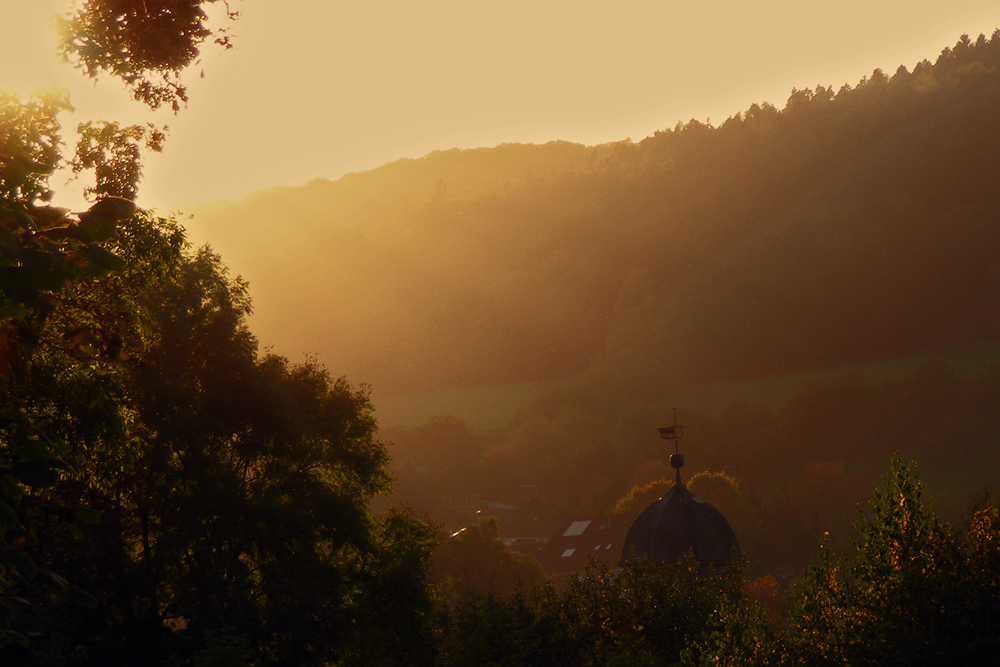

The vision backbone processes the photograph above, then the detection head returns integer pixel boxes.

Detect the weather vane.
[658,408,692,484]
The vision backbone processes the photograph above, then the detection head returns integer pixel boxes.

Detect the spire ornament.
[657,408,691,484]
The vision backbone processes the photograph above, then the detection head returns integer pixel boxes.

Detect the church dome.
[619,481,740,566]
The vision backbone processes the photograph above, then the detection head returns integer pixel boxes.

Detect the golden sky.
[3,0,1000,210]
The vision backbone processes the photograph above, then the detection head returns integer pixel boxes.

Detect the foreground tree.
[440,557,743,667]
[2,4,441,664]
[779,457,1000,667]
[24,247,438,666]
[0,87,170,659]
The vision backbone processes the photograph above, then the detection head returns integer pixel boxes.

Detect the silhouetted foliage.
[431,518,546,606]
[71,121,166,200]
[24,247,438,666]
[613,478,672,515]
[779,458,1000,667]
[8,6,1000,662]
[58,0,238,111]
[1,4,446,664]
[0,83,170,659]
[439,557,742,667]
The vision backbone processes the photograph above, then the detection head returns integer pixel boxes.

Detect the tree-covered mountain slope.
[187,32,1000,398]
[180,140,603,269]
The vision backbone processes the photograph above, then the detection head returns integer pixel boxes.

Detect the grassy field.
[675,342,1000,412]
[372,342,1000,430]
[372,379,557,431]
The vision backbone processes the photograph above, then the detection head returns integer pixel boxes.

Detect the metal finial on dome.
[658,408,691,484]
[669,453,685,484]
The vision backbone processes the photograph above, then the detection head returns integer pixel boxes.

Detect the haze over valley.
[171,35,1000,574]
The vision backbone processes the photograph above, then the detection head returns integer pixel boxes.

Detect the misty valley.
[2,5,1000,666]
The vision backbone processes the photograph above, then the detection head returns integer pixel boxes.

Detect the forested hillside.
[372,34,1000,580]
[3,4,1000,661]
[181,140,602,269]
[190,32,1000,398]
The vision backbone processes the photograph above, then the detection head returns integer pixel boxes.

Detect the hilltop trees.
[187,32,1000,399]
[172,32,1000,556]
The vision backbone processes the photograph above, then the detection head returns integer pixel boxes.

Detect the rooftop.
[619,481,740,566]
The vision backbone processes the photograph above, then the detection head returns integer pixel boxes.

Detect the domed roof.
[619,482,740,566]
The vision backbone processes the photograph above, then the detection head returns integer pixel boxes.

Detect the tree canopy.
[58,0,238,111]
[1,6,441,663]
[22,245,439,665]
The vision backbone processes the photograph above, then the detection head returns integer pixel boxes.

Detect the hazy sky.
[3,0,1000,210]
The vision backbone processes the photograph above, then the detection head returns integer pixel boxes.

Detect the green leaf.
[41,432,71,455]
[0,297,26,320]
[32,269,68,292]
[71,505,101,526]
[69,328,102,356]
[11,551,37,580]
[68,585,98,609]
[13,210,35,231]
[85,244,126,271]
[14,434,51,459]
[85,197,136,221]
[76,197,137,242]
[0,629,29,647]
[12,247,52,274]
[2,477,24,501]
[0,500,23,531]
[77,213,117,242]
[38,568,68,594]
[36,224,91,243]
[7,249,66,292]
[0,227,18,250]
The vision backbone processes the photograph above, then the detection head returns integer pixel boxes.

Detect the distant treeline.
[194,33,1000,397]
